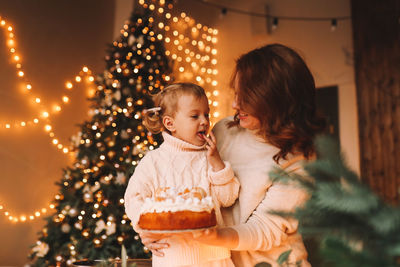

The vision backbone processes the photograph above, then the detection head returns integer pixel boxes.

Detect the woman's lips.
[238,113,248,120]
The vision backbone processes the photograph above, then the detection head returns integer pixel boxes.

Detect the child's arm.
[124,157,153,231]
[204,132,240,207]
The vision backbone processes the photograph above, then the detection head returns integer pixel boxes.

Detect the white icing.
[140,188,215,214]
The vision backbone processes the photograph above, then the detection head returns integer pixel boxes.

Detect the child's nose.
[200,116,208,125]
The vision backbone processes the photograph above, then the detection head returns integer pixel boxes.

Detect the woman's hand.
[138,232,170,257]
[203,132,225,172]
[192,227,219,242]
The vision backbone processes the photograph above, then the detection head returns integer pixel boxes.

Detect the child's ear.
[163,116,176,132]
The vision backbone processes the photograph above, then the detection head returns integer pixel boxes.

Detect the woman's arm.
[194,182,308,251]
[193,226,239,249]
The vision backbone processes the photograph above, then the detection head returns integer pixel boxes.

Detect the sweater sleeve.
[124,156,154,232]
[208,161,240,207]
[231,182,308,251]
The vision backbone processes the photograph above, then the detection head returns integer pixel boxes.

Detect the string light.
[138,0,220,123]
[5,0,219,226]
[331,18,337,32]
[191,0,350,31]
[0,18,97,225]
[272,17,279,30]
[0,16,94,135]
[0,200,56,223]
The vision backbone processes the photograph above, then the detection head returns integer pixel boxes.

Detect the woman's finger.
[151,249,164,257]
[147,244,165,257]
[149,242,169,250]
[146,241,169,257]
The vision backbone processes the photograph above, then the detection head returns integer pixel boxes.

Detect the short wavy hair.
[143,83,207,134]
[230,44,326,163]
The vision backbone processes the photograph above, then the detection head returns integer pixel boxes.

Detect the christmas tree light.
[29,0,219,265]
[30,4,172,266]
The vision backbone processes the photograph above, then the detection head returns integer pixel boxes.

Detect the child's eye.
[205,113,209,118]
[191,115,199,119]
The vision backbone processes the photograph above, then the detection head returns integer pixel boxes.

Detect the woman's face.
[232,75,261,131]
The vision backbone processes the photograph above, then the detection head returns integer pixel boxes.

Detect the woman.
[140,44,325,267]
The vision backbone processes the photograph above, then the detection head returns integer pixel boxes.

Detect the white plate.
[138,226,216,234]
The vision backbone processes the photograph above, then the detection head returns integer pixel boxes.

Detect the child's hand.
[203,132,225,172]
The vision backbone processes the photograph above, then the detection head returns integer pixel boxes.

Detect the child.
[124,83,240,267]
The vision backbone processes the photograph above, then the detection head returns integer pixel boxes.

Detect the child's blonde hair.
[143,83,207,134]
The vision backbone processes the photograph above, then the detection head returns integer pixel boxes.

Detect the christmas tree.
[29,7,172,266]
[270,136,400,267]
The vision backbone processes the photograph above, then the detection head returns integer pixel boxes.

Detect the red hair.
[230,44,326,163]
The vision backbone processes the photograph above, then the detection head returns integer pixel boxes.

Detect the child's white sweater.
[124,132,240,267]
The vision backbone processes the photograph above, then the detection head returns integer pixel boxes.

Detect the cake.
[138,187,217,231]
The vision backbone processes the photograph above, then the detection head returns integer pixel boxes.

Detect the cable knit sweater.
[213,117,310,267]
[124,132,240,267]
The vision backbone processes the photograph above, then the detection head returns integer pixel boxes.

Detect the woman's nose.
[232,96,239,110]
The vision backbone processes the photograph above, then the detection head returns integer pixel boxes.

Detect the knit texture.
[124,132,240,266]
[213,117,310,267]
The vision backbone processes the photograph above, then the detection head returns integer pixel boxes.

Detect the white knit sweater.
[213,117,311,267]
[124,132,240,267]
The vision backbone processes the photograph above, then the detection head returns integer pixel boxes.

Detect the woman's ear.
[163,116,176,132]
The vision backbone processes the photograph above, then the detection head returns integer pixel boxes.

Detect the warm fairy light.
[0,197,56,223]
[0,17,96,137]
[4,1,220,226]
[44,125,52,132]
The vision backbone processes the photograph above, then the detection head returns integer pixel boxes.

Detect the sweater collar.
[161,132,206,152]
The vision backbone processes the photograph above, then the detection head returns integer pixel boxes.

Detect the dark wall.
[0,1,115,265]
[351,0,400,203]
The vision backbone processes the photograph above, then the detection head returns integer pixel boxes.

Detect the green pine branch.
[270,135,400,267]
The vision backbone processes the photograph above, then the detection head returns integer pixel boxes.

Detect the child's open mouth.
[197,130,207,139]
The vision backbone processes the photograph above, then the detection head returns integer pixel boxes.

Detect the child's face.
[170,94,210,146]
